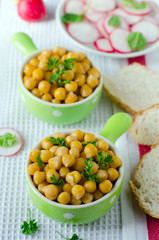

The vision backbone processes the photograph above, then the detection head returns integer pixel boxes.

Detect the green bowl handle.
[100,112,132,144]
[11,32,38,57]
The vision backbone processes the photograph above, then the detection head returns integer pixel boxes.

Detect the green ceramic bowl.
[11,33,103,125]
[25,113,132,224]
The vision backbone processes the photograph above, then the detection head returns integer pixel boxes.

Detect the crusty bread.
[129,104,159,146]
[129,144,159,219]
[103,63,159,114]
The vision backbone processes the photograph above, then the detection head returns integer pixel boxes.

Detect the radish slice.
[84,8,106,23]
[94,38,114,52]
[96,17,108,38]
[0,128,23,157]
[103,15,129,35]
[113,8,142,25]
[64,0,85,15]
[122,3,152,16]
[110,28,132,53]
[149,1,159,24]
[85,0,116,13]
[67,22,99,43]
[131,20,159,44]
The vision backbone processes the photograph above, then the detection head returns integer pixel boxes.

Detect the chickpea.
[57,192,71,204]
[38,181,48,194]
[24,77,36,90]
[69,147,80,158]
[79,174,86,185]
[73,158,86,172]
[82,193,93,204]
[109,156,122,168]
[29,58,39,68]
[54,87,66,100]
[49,146,59,155]
[96,140,109,151]
[70,195,82,205]
[75,74,86,86]
[62,154,75,167]
[41,93,52,102]
[41,137,53,150]
[59,167,70,178]
[65,92,78,104]
[73,62,85,74]
[81,62,90,72]
[107,168,119,181]
[99,180,113,194]
[67,52,77,59]
[88,68,100,78]
[93,189,104,200]
[63,183,72,194]
[53,46,66,56]
[52,66,58,75]
[37,54,47,61]
[57,186,63,194]
[40,150,53,163]
[44,71,52,81]
[70,140,82,151]
[23,75,31,82]
[51,99,61,104]
[56,147,68,157]
[76,51,85,61]
[72,185,85,200]
[38,60,49,71]
[50,85,57,96]
[33,171,46,186]
[44,184,59,200]
[51,54,60,61]
[66,171,81,185]
[62,70,74,81]
[71,130,84,141]
[61,54,67,62]
[29,149,40,162]
[41,49,52,58]
[52,132,66,139]
[48,156,62,170]
[80,84,93,98]
[28,162,40,175]
[96,169,108,181]
[84,181,96,193]
[84,133,96,142]
[65,81,78,92]
[106,150,115,156]
[44,164,50,174]
[31,88,43,98]
[91,161,99,174]
[65,135,76,147]
[38,81,51,94]
[46,168,59,183]
[86,75,99,88]
[32,68,44,80]
[84,144,98,158]
[80,151,86,158]
[24,64,34,76]
[78,96,84,101]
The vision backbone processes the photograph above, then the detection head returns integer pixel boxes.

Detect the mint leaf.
[0,133,16,147]
[108,15,120,27]
[127,32,147,51]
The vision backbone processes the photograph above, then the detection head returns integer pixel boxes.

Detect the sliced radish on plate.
[122,3,152,16]
[96,17,108,38]
[0,128,23,157]
[110,28,132,53]
[64,0,85,15]
[67,22,99,43]
[103,15,129,35]
[131,20,159,43]
[149,1,159,24]
[113,8,142,25]
[86,0,117,13]
[94,38,113,52]
[84,8,106,23]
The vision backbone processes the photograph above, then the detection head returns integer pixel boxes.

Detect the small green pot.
[25,113,132,224]
[11,33,103,125]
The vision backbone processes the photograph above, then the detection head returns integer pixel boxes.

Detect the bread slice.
[129,144,159,219]
[129,104,159,146]
[103,63,159,114]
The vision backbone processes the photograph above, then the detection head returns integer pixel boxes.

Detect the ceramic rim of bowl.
[26,129,124,210]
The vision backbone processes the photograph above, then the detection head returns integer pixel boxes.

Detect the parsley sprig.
[46,58,59,70]
[0,132,16,147]
[21,209,38,235]
[50,137,68,148]
[97,152,113,170]
[57,231,83,240]
[50,174,65,186]
[36,152,45,166]
[81,158,102,183]
[82,140,98,147]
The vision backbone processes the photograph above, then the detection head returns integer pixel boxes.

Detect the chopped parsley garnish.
[82,140,98,147]
[97,151,113,170]
[50,137,68,148]
[57,231,83,240]
[21,209,38,235]
[50,174,65,186]
[81,158,102,183]
[36,152,45,166]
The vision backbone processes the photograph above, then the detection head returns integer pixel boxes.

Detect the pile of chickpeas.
[28,130,121,205]
[22,47,100,104]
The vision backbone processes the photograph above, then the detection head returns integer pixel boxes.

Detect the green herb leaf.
[97,152,113,170]
[82,140,98,147]
[57,231,83,240]
[36,152,45,166]
[46,58,59,70]
[21,209,38,235]
[50,174,65,186]
[127,32,147,51]
[82,158,102,183]
[0,133,16,147]
[122,0,147,9]
[49,74,59,83]
[50,137,68,148]
[63,58,77,70]
[62,13,83,23]
[108,15,121,27]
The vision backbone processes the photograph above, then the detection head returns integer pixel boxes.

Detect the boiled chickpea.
[41,49,52,58]
[48,156,62,170]
[99,180,112,194]
[67,52,77,59]
[51,54,60,61]
[86,75,99,88]
[52,132,66,139]
[24,64,34,76]
[72,130,84,141]
[65,135,76,147]
[53,46,66,56]
[107,168,119,181]
[70,140,82,151]
[38,81,51,94]
[62,154,75,167]
[70,195,82,205]
[49,146,59,155]
[93,189,104,200]
[41,93,52,102]
[44,184,58,200]
[29,149,40,162]
[84,144,98,158]
[63,183,72,194]
[91,161,99,174]
[51,99,61,104]
[106,150,115,156]
[84,133,96,142]
[76,51,85,61]
[44,71,52,81]
[56,147,68,157]
[79,174,86,185]
[29,58,39,68]
[109,156,122,168]
[82,193,93,204]
[46,168,59,183]
[28,162,40,175]
[37,54,46,61]
[96,140,109,151]
[69,147,80,158]
[72,185,85,200]
[38,60,49,71]
[96,169,108,181]
[59,167,70,178]
[33,171,46,186]
[73,158,86,172]
[38,181,48,194]
[88,68,100,78]
[24,77,36,90]
[80,84,93,98]
[54,87,66,100]
[73,62,85,74]
[65,81,78,92]
[65,92,78,104]
[62,70,74,81]
[44,164,50,174]
[32,68,44,80]
[52,66,58,75]
[75,74,85,86]
[57,192,71,204]
[81,62,90,72]
[41,137,53,150]
[61,54,67,62]
[80,151,86,158]
[84,181,96,193]
[31,88,43,98]
[57,186,63,194]
[40,150,53,163]
[66,171,81,185]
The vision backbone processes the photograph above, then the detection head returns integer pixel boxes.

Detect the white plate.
[56,0,159,59]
